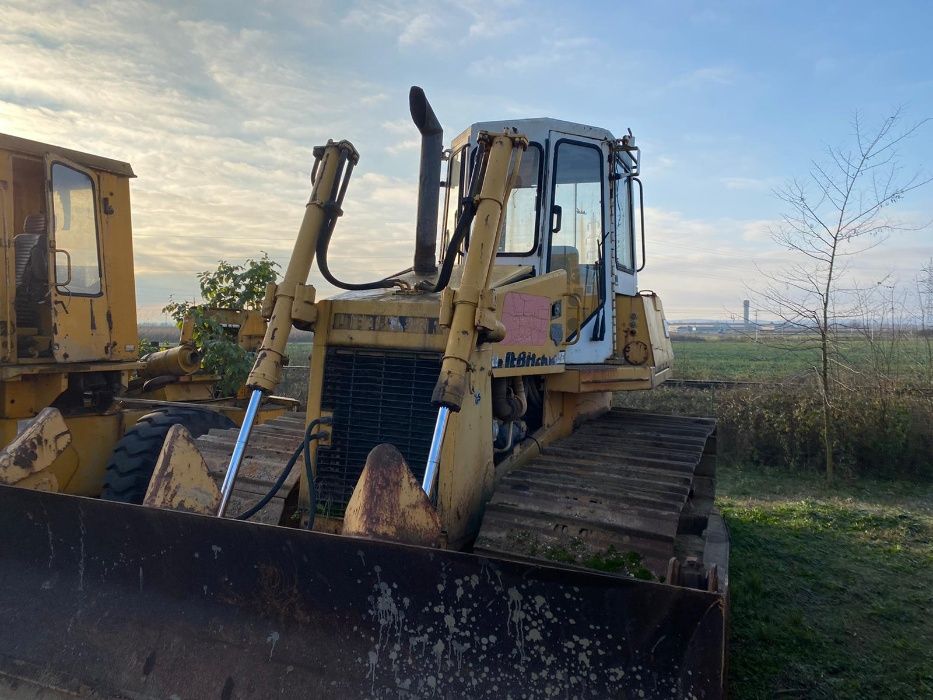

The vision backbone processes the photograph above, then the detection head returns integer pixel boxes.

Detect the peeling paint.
[350,557,701,698]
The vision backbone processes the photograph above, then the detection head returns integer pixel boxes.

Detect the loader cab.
[0,133,139,366]
[444,119,642,364]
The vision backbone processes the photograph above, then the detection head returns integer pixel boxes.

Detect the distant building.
[743,300,750,328]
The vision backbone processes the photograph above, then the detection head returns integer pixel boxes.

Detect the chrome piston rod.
[217,388,264,516]
[421,406,450,500]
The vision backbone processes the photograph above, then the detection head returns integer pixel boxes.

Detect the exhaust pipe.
[409,86,442,275]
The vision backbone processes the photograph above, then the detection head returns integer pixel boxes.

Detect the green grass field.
[671,337,930,381]
[281,336,932,381]
[719,465,932,698]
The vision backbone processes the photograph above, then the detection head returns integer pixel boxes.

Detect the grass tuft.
[720,465,933,698]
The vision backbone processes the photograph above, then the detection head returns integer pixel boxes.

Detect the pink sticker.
[500,293,551,346]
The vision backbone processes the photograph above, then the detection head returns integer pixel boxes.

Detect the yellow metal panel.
[98,172,138,361]
[0,132,135,178]
[614,293,673,386]
[325,296,448,351]
[0,151,14,363]
[642,293,674,371]
[46,155,112,363]
[57,412,122,496]
[325,328,447,352]
[149,381,216,402]
[489,270,570,377]
[298,300,331,524]
[437,346,495,549]
[0,419,16,448]
[237,310,266,351]
[546,364,663,393]
[0,373,68,419]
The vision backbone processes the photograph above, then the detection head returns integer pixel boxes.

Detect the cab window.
[613,162,634,271]
[51,163,102,296]
[549,140,604,296]
[441,146,466,253]
[498,142,542,255]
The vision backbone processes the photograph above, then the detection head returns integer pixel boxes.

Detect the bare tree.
[918,259,933,386]
[754,111,930,482]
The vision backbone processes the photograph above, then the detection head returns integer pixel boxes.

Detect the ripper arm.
[421,130,527,497]
[216,139,358,515]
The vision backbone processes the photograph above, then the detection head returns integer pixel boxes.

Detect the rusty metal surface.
[0,485,725,699]
[476,408,718,576]
[0,407,70,487]
[143,424,220,514]
[342,443,442,547]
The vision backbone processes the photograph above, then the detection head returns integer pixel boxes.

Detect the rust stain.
[343,444,441,548]
[219,565,311,624]
[11,435,44,469]
[356,445,405,532]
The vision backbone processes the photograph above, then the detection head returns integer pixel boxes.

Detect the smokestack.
[409,86,443,274]
[743,300,750,327]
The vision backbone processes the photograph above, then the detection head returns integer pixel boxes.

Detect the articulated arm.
[431,131,527,410]
[422,130,527,497]
[217,139,358,516]
[248,140,359,392]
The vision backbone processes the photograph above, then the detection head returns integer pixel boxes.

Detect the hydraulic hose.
[235,417,331,526]
[315,187,403,291]
[416,139,487,293]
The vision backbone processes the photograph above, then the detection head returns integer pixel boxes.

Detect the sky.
[1,0,931,321]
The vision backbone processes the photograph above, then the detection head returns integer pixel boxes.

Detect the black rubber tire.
[101,407,236,503]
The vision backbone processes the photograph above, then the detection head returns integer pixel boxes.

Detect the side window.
[498,143,542,255]
[441,146,466,252]
[614,164,634,271]
[51,163,102,296]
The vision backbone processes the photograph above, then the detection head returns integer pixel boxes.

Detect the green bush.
[163,254,278,396]
[615,384,932,479]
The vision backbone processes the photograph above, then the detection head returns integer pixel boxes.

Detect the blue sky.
[1,0,930,320]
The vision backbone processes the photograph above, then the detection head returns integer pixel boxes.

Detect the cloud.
[398,13,441,46]
[740,220,778,242]
[468,35,601,77]
[340,0,522,49]
[385,137,421,154]
[3,0,928,324]
[0,0,419,318]
[651,66,738,98]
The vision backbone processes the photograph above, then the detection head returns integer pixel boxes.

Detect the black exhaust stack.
[409,86,442,274]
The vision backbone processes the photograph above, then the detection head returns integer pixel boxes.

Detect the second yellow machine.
[0,88,728,699]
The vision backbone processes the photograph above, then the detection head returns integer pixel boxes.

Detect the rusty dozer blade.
[0,486,725,699]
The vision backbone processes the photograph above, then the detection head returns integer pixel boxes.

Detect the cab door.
[544,133,614,364]
[45,156,112,362]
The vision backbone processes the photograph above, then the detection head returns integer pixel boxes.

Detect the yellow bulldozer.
[0,88,728,698]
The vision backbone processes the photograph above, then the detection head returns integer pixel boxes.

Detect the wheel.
[101,407,236,503]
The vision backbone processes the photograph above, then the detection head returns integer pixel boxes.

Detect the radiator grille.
[316,347,441,514]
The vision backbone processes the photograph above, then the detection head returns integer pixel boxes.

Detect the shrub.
[163,254,278,396]
[615,383,932,480]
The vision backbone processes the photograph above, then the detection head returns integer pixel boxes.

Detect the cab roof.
[0,132,135,178]
[452,118,617,149]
